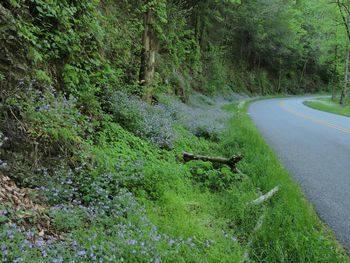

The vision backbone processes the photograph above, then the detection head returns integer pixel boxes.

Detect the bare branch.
[250,186,280,205]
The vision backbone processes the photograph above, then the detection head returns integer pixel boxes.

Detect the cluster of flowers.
[0,160,200,262]
[164,93,239,140]
[22,80,79,116]
[111,157,146,191]
[108,90,245,146]
[108,91,175,149]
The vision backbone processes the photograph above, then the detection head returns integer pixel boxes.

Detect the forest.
[0,0,350,262]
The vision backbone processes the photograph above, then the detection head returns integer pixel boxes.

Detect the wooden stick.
[241,213,266,263]
[241,186,280,262]
[183,152,243,171]
[235,168,246,176]
[250,186,280,205]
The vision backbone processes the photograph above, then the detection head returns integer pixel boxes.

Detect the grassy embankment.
[304,97,350,117]
[149,98,348,262]
[223,100,348,261]
[1,95,348,262]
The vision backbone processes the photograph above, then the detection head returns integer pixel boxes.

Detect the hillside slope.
[0,0,348,262]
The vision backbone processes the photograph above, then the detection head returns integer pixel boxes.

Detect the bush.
[108,91,175,149]
[50,206,89,232]
[186,161,243,191]
[5,81,89,146]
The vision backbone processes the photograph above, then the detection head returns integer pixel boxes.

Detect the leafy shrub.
[108,91,175,149]
[50,206,89,232]
[6,81,88,146]
[186,161,242,191]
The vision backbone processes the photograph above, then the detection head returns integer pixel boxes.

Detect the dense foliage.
[1,0,350,101]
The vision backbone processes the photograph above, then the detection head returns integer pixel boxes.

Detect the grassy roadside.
[219,99,348,262]
[304,97,350,117]
[0,94,348,262]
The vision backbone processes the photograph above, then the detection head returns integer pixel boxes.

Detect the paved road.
[249,96,350,251]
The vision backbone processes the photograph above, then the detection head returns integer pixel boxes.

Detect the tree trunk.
[332,45,338,101]
[278,59,282,93]
[299,58,308,91]
[139,6,157,86]
[340,47,350,106]
[195,6,201,44]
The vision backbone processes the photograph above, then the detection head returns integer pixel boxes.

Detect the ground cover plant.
[0,86,348,262]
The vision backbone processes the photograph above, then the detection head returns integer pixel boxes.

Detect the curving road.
[249,96,350,251]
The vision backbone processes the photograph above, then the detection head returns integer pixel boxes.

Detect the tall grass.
[219,101,348,262]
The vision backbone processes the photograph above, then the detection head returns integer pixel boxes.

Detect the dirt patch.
[0,172,64,242]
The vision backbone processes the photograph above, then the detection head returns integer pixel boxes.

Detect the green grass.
[144,100,348,262]
[304,97,350,117]
[1,98,348,262]
[220,101,348,262]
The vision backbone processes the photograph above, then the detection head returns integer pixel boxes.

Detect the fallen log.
[250,186,280,205]
[183,152,243,172]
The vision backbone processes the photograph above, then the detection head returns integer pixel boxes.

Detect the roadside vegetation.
[304,98,350,117]
[1,0,350,262]
[1,92,348,262]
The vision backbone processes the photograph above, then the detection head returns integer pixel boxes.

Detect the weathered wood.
[241,213,266,263]
[183,152,243,171]
[241,186,280,262]
[250,186,280,205]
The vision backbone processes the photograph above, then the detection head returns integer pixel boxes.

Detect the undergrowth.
[0,87,348,262]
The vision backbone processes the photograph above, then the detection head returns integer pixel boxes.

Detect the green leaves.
[142,0,168,40]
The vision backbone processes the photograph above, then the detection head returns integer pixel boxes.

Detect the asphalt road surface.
[249,96,350,251]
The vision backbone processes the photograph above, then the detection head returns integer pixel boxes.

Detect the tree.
[336,0,350,106]
[139,0,167,87]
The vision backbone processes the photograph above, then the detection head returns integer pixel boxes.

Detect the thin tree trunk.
[139,6,157,86]
[257,55,263,95]
[332,45,338,101]
[195,7,201,44]
[340,47,350,106]
[299,58,308,90]
[277,57,282,93]
[337,0,350,42]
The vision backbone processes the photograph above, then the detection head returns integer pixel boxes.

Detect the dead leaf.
[39,229,45,237]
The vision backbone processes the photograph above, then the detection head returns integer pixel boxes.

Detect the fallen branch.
[241,212,266,263]
[183,152,243,172]
[235,167,246,176]
[241,186,280,262]
[250,186,280,206]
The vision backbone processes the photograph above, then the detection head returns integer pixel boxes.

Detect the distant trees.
[137,0,350,96]
[336,0,350,106]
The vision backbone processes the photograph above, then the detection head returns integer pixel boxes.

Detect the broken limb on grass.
[250,186,280,205]
[183,152,243,172]
[241,186,280,262]
[240,212,266,263]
